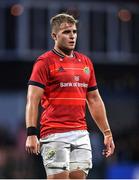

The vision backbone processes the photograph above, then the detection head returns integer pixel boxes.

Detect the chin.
[69,48,74,51]
[68,46,75,50]
[60,46,75,53]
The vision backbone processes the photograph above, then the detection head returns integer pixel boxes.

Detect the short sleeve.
[87,58,98,92]
[28,59,49,89]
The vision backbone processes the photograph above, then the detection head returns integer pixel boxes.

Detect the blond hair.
[50,13,78,33]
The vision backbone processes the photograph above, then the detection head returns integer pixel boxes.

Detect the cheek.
[57,34,64,41]
[59,37,67,44]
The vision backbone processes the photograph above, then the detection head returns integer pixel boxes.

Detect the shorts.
[40,130,92,176]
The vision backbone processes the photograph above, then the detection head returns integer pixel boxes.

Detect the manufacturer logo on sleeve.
[58,66,65,72]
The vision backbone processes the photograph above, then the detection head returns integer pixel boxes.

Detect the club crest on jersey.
[83,67,90,74]
[74,75,80,82]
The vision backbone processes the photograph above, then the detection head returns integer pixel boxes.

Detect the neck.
[54,46,74,57]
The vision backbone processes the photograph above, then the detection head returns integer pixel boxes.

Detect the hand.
[25,135,40,155]
[102,135,115,158]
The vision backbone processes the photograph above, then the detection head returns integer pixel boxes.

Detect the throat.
[54,47,74,58]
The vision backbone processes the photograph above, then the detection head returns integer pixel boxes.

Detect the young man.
[25,13,115,179]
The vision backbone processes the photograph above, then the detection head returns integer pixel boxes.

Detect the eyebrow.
[62,29,77,33]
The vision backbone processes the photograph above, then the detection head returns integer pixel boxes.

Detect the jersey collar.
[52,49,76,58]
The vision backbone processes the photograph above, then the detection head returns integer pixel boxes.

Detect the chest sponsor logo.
[60,82,88,88]
[83,67,90,74]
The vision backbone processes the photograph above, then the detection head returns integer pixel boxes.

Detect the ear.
[51,32,57,41]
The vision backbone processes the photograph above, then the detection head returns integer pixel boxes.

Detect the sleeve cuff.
[28,80,45,89]
[87,85,98,92]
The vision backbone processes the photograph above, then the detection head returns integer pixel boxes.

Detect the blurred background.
[0,0,139,178]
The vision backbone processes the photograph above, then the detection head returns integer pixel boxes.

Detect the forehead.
[59,22,76,31]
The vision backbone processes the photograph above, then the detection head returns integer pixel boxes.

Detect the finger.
[26,147,32,154]
[102,149,109,156]
[33,144,40,155]
[104,151,110,157]
[102,149,107,154]
[110,142,115,154]
[25,142,32,154]
[103,141,115,157]
[105,143,110,154]
[26,146,35,154]
[103,147,111,157]
[32,147,36,155]
[32,146,38,155]
[106,151,111,157]
[37,143,40,155]
[26,146,31,153]
[106,146,114,157]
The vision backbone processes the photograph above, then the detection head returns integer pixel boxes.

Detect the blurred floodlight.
[118,9,132,22]
[10,4,24,16]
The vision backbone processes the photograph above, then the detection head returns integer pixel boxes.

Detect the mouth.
[69,42,75,45]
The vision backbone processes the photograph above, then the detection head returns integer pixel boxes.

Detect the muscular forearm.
[25,86,43,128]
[26,100,39,128]
[87,94,112,136]
[87,90,115,157]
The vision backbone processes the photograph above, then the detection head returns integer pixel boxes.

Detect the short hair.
[50,13,78,33]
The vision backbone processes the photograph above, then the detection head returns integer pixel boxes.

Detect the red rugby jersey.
[28,49,97,138]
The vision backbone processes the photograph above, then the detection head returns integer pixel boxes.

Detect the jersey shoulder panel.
[37,51,60,68]
[36,51,54,63]
[74,51,87,58]
[74,51,93,64]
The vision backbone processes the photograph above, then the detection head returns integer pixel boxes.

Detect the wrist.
[103,128,112,137]
[27,126,38,136]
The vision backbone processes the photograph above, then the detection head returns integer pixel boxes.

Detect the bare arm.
[26,85,44,127]
[86,89,115,157]
[87,89,110,133]
[25,85,44,155]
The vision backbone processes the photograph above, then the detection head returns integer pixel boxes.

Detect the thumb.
[37,142,40,155]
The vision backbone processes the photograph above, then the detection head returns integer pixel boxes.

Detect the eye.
[63,30,70,34]
[73,30,77,34]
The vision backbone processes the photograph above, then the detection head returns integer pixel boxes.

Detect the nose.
[70,32,75,39]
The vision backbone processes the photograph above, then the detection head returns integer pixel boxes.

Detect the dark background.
[0,0,139,178]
